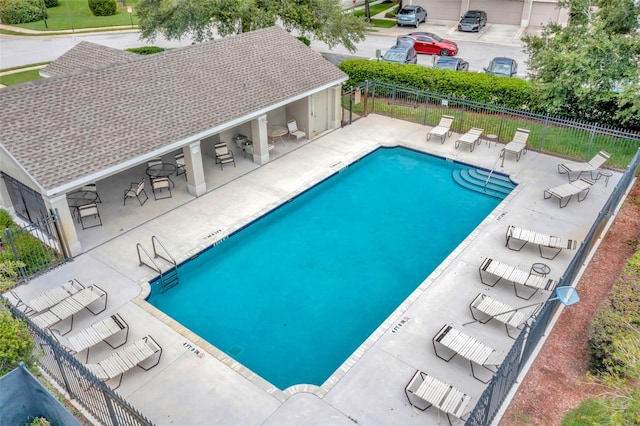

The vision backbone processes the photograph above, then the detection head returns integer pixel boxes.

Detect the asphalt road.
[0,27,527,76]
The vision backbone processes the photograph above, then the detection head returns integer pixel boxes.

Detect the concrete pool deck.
[10,115,621,425]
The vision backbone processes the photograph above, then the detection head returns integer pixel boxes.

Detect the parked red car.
[397,32,459,56]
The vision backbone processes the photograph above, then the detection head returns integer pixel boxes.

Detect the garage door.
[470,0,523,25]
[529,1,563,27]
[415,0,461,20]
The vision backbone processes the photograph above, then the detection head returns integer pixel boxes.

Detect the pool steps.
[452,168,516,199]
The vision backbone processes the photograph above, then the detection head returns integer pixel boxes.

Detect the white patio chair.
[287,119,306,142]
[124,178,149,206]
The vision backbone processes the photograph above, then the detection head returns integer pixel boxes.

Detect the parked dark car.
[484,57,518,77]
[396,5,427,28]
[434,56,469,71]
[398,32,458,56]
[458,10,487,32]
[381,45,418,64]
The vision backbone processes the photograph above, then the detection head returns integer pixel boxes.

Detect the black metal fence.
[464,147,640,425]
[2,210,71,284]
[1,301,153,426]
[342,81,640,170]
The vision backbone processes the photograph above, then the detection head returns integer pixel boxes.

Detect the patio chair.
[11,278,85,315]
[479,257,557,300]
[124,178,149,206]
[81,183,101,203]
[214,142,236,170]
[287,119,306,142]
[151,177,172,200]
[454,128,484,152]
[405,370,472,425]
[50,313,129,362]
[426,115,454,143]
[86,335,162,389]
[433,324,501,383]
[543,177,595,208]
[31,284,108,335]
[506,225,578,259]
[175,153,186,179]
[469,293,534,338]
[500,128,530,165]
[78,203,102,229]
[558,150,611,182]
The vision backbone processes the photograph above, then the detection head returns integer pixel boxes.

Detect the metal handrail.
[151,236,176,267]
[136,243,161,273]
[484,154,502,187]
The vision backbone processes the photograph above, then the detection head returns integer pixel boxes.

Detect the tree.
[523,0,640,129]
[136,0,368,53]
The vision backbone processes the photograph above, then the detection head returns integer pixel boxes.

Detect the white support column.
[185,141,206,197]
[46,194,82,257]
[330,85,342,130]
[520,0,533,27]
[251,115,270,165]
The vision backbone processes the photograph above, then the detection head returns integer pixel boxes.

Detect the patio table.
[67,191,98,219]
[146,163,176,188]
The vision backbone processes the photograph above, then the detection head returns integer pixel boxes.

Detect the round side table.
[485,134,498,148]
[530,262,551,277]
[597,170,613,187]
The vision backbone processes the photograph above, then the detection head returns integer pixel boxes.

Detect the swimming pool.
[147,147,507,390]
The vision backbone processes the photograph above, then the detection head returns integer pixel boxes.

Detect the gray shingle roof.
[0,27,347,194]
[39,41,141,77]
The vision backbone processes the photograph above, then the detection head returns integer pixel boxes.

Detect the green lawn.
[0,69,43,86]
[15,0,139,31]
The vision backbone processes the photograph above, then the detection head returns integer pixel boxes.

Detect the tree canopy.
[136,0,368,53]
[523,0,640,129]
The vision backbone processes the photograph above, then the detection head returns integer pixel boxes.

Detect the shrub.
[0,0,44,24]
[88,0,116,16]
[385,6,399,18]
[0,307,36,376]
[126,46,165,55]
[297,36,311,47]
[338,59,535,110]
[587,250,640,375]
[43,0,57,7]
[0,209,15,230]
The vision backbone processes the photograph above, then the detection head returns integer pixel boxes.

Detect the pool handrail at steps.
[137,236,180,293]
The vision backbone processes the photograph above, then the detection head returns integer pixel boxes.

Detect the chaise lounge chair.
[454,128,484,152]
[11,279,85,316]
[469,293,536,339]
[405,370,472,425]
[500,128,530,166]
[31,285,108,334]
[85,335,162,389]
[433,324,502,383]
[543,177,595,208]
[427,115,454,144]
[505,225,579,259]
[558,150,611,182]
[51,313,129,362]
[479,257,558,300]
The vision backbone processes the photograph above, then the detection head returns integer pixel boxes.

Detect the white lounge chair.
[454,128,484,152]
[51,313,129,362]
[11,279,85,315]
[433,324,501,383]
[405,370,472,425]
[286,119,306,142]
[85,335,162,389]
[469,293,534,338]
[505,225,579,259]
[31,285,108,334]
[558,150,611,182]
[500,128,530,165]
[543,177,594,208]
[427,115,454,143]
[479,258,557,300]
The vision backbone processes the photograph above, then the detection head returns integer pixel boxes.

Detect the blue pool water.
[147,147,506,390]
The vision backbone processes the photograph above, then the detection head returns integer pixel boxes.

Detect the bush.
[338,59,535,110]
[43,0,57,7]
[126,46,165,55]
[88,0,116,16]
[587,250,640,375]
[0,209,15,229]
[0,0,44,24]
[0,307,36,376]
[297,36,311,47]
[385,6,399,18]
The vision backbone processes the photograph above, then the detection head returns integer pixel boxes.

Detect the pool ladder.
[136,236,179,293]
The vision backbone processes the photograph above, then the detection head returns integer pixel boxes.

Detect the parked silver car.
[396,5,427,28]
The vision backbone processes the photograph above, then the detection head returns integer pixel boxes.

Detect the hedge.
[88,0,116,16]
[0,0,44,24]
[338,59,536,111]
